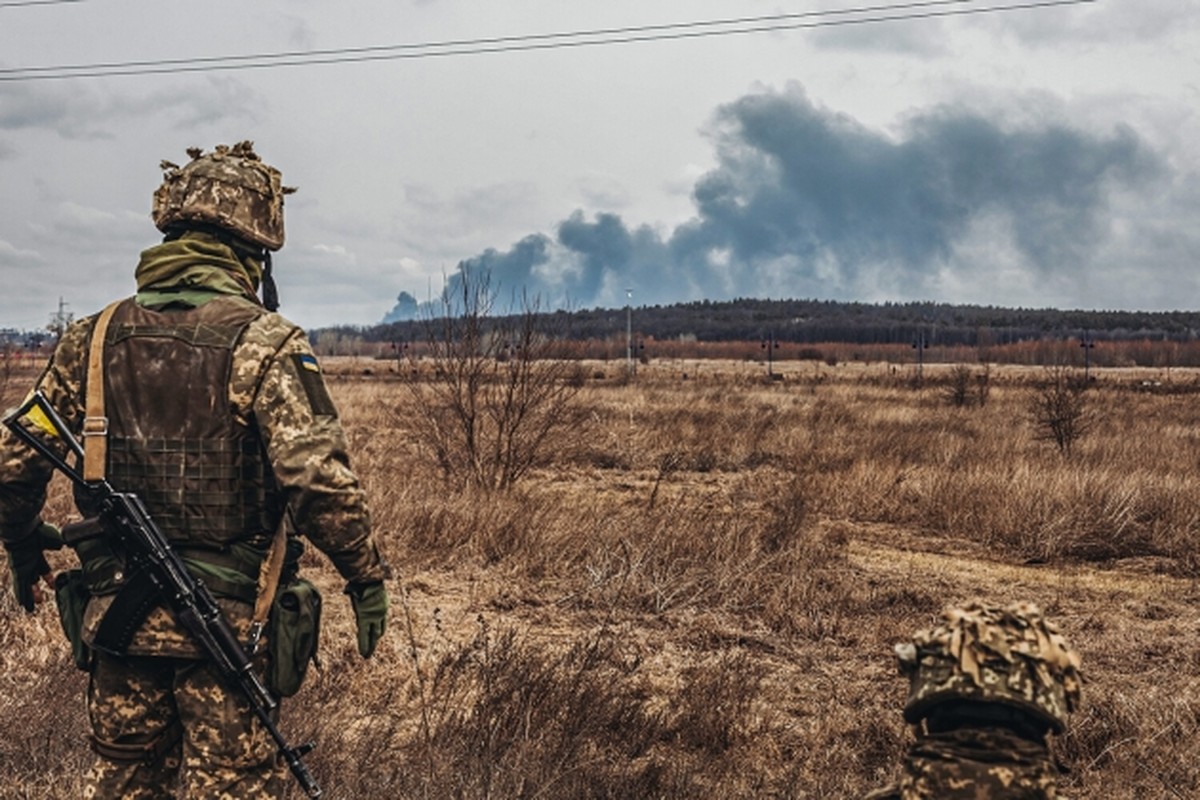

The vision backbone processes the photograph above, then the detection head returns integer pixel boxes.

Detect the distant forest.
[318,297,1200,349]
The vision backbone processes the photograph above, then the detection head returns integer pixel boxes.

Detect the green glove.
[346,581,388,658]
[5,522,64,612]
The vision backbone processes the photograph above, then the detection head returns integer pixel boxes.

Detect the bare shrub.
[942,364,975,407]
[401,270,587,491]
[1031,365,1091,455]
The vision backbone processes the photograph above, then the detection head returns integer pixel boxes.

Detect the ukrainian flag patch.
[291,353,337,417]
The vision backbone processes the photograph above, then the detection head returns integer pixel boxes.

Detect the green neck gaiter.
[135,232,263,309]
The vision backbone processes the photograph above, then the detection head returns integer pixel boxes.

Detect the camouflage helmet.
[895,602,1082,734]
[152,141,296,251]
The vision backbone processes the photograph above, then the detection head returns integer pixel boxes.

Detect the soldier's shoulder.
[229,309,311,410]
[236,309,305,355]
[49,302,117,374]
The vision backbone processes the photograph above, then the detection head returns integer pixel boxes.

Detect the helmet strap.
[262,251,280,312]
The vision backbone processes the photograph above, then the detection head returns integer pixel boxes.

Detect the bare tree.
[942,365,974,408]
[402,270,587,491]
[1030,365,1090,456]
[940,364,991,408]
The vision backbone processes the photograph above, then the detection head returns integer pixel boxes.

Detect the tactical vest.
[80,296,282,551]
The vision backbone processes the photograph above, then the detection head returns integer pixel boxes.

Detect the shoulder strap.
[249,511,291,650]
[82,300,124,482]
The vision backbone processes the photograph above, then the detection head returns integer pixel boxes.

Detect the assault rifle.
[3,391,322,798]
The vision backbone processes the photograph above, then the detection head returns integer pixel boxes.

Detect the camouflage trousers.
[866,727,1058,799]
[83,652,286,799]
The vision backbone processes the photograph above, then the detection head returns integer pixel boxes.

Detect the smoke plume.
[389,84,1161,318]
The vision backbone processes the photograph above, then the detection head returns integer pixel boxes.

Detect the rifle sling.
[83,300,122,482]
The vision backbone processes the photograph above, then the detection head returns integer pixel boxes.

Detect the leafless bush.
[942,364,975,407]
[401,270,587,491]
[939,363,992,408]
[1031,365,1091,455]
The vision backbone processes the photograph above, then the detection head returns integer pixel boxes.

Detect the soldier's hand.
[346,581,388,658]
[4,522,64,612]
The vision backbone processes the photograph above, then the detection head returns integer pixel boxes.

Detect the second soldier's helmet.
[152,141,295,251]
[895,601,1082,734]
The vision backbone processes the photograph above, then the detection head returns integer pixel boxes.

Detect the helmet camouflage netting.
[151,141,296,251]
[895,601,1083,734]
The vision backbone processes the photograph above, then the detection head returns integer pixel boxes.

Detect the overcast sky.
[1,1,1197,331]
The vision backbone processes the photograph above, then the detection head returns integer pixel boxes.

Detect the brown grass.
[3,360,1200,797]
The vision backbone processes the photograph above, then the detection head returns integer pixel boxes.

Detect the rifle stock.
[4,391,322,798]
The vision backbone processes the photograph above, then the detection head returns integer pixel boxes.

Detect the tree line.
[318,297,1200,351]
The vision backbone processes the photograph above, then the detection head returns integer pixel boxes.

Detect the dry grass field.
[4,356,1200,798]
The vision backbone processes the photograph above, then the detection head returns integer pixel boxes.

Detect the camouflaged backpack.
[895,602,1082,734]
[152,141,295,251]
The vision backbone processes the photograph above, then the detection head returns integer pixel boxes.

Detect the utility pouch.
[65,517,125,596]
[266,578,322,697]
[54,569,92,671]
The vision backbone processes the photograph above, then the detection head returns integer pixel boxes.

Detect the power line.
[0,0,1097,81]
[3,0,980,74]
[1,0,982,74]
[0,0,84,7]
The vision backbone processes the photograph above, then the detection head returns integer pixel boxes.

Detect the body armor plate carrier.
[79,296,281,550]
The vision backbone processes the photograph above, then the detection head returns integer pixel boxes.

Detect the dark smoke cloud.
[399,84,1162,317]
[442,233,552,312]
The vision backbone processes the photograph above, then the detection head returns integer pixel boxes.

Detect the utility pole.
[912,332,928,386]
[625,288,634,377]
[762,332,779,379]
[48,297,72,341]
[1080,332,1095,381]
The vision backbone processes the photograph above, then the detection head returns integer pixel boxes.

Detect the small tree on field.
[402,270,587,492]
[942,365,974,408]
[1030,365,1090,456]
[941,364,990,408]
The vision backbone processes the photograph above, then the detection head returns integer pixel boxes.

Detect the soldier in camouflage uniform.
[0,141,390,798]
[866,602,1082,800]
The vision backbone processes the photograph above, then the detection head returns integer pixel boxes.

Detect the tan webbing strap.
[82,300,123,482]
[249,512,291,649]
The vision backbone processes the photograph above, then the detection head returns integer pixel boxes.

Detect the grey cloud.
[0,84,107,139]
[420,84,1168,316]
[164,79,264,129]
[396,180,545,256]
[0,238,45,269]
[0,79,263,141]
[575,173,632,210]
[810,17,951,56]
[282,16,319,49]
[26,203,148,251]
[807,5,1198,56]
[995,4,1200,47]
